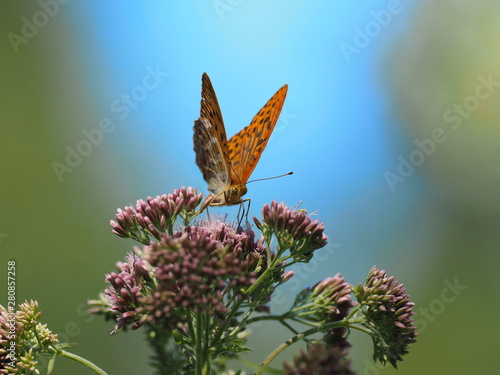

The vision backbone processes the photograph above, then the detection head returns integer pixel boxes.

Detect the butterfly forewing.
[227,84,288,184]
[200,73,230,164]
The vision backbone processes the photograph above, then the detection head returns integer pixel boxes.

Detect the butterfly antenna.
[247,172,293,184]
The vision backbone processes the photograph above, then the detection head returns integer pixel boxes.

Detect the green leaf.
[47,352,57,375]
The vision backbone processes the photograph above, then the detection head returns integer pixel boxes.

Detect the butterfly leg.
[197,194,219,216]
[237,203,244,227]
[236,198,251,227]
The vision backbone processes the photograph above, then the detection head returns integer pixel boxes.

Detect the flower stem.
[245,251,283,296]
[195,312,204,375]
[255,331,306,375]
[57,349,108,375]
[345,303,362,320]
[212,298,244,345]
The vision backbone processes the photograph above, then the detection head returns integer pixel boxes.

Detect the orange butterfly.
[193,73,288,206]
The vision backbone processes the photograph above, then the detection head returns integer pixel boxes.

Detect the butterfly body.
[193,73,287,206]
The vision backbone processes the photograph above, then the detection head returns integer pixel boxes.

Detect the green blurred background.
[1,1,499,374]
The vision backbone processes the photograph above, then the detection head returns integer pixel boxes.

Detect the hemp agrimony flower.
[110,187,204,243]
[255,200,328,262]
[0,300,60,374]
[0,301,110,374]
[89,254,154,332]
[0,301,58,374]
[88,187,418,374]
[140,228,259,330]
[291,274,354,325]
[353,266,418,368]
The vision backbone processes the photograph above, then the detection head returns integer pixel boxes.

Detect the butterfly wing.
[199,73,230,160]
[194,73,232,198]
[193,118,230,197]
[227,84,288,184]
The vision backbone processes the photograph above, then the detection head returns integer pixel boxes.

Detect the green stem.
[277,255,296,268]
[57,349,108,375]
[247,235,292,294]
[255,331,306,375]
[195,312,203,375]
[214,238,286,343]
[247,313,302,335]
[289,301,318,314]
[228,305,254,337]
[246,267,271,295]
[264,236,273,268]
[245,254,284,296]
[349,323,373,335]
[247,313,315,334]
[344,303,362,320]
[211,298,244,345]
[246,313,284,325]
[203,315,211,374]
[280,319,300,335]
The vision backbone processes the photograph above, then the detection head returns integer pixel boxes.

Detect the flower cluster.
[254,201,327,262]
[291,274,355,358]
[283,341,355,375]
[110,187,203,243]
[0,301,58,374]
[139,227,258,330]
[93,218,278,333]
[89,254,154,333]
[190,218,285,289]
[353,266,417,368]
[292,274,354,324]
[90,187,418,373]
[187,218,267,268]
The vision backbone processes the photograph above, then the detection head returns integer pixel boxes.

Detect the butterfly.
[193,73,288,206]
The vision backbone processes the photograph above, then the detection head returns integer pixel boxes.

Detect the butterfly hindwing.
[193,118,230,197]
[227,84,288,184]
[194,73,235,200]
